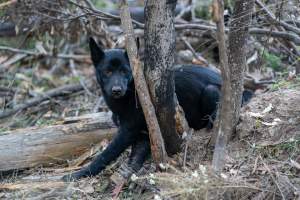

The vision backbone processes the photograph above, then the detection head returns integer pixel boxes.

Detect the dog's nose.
[112,86,122,95]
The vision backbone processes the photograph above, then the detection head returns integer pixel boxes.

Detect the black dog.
[62,38,252,181]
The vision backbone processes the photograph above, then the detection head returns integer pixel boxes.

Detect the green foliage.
[194,0,233,20]
[35,118,56,126]
[271,76,300,91]
[0,127,9,135]
[256,138,300,159]
[271,79,290,90]
[262,50,282,71]
[91,0,108,9]
[0,35,36,49]
[194,0,212,20]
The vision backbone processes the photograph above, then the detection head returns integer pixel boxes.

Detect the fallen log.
[0,112,116,172]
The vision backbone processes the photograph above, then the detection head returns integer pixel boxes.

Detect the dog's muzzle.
[111,86,122,98]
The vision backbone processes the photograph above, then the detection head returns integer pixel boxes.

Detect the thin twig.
[0,46,90,61]
[181,37,209,66]
[260,156,286,200]
[66,0,300,45]
[255,0,300,35]
[0,82,91,119]
[67,0,145,28]
[183,129,194,169]
[175,24,300,45]
[255,0,300,56]
[69,59,94,97]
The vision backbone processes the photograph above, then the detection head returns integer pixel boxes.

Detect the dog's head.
[89,38,133,99]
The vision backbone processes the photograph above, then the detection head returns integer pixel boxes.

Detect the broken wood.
[0,181,65,191]
[0,112,116,172]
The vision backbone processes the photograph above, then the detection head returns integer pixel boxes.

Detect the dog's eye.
[104,70,112,76]
[120,69,127,75]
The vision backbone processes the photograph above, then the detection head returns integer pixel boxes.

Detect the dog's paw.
[61,169,90,182]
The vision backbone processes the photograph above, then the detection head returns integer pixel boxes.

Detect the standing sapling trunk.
[144,0,182,155]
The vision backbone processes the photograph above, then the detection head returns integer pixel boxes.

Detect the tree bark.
[144,0,182,155]
[212,0,254,173]
[0,112,116,171]
[228,0,255,128]
[119,0,167,164]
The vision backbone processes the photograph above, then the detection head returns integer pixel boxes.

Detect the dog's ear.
[89,37,104,67]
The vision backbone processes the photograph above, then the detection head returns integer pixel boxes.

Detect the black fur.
[62,38,252,181]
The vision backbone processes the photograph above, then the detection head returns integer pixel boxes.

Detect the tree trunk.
[212,0,254,173]
[228,0,255,128]
[119,0,167,164]
[144,0,182,155]
[0,112,116,171]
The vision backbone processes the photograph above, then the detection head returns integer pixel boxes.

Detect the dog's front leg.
[62,127,136,181]
[128,134,151,172]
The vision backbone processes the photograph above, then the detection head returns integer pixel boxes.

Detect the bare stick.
[119,0,167,164]
[68,0,145,28]
[212,0,255,174]
[69,59,94,96]
[66,0,300,45]
[174,24,300,45]
[255,0,300,35]
[0,46,90,61]
[0,82,91,119]
[249,28,300,45]
[260,156,286,200]
[255,0,300,56]
[181,37,209,66]
[0,0,16,8]
[211,0,232,174]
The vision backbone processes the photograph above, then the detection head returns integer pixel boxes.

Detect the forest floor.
[0,59,299,199]
[1,1,300,198]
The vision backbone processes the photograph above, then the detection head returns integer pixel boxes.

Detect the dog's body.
[62,38,252,181]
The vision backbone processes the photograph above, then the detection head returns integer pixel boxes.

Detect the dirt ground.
[0,83,299,200]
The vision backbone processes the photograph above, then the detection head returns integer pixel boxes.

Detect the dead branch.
[67,0,145,28]
[255,0,300,56]
[249,28,300,45]
[0,46,90,61]
[69,59,94,96]
[260,157,286,200]
[0,82,91,119]
[255,0,300,35]
[0,54,27,71]
[0,181,65,190]
[181,37,209,66]
[0,112,116,172]
[61,1,300,45]
[0,0,16,8]
[119,0,167,164]
[211,0,232,174]
[175,24,300,45]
